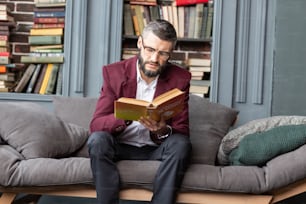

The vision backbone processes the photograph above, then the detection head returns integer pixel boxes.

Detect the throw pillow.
[229,124,306,166]
[189,94,239,164]
[0,102,89,159]
[218,115,306,165]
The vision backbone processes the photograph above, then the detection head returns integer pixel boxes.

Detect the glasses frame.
[140,36,171,60]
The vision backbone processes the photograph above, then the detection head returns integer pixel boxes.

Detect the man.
[88,19,192,204]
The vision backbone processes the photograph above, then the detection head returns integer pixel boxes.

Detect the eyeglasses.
[141,38,171,60]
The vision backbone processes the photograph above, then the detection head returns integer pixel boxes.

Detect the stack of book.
[0,4,16,92]
[16,0,65,95]
[123,0,214,39]
[187,57,211,97]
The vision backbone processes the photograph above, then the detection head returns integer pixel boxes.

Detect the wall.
[272,0,306,115]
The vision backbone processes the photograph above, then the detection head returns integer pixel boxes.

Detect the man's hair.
[142,19,177,48]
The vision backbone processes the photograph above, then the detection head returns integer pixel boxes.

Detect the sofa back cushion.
[0,102,89,159]
[53,95,238,165]
[188,94,238,164]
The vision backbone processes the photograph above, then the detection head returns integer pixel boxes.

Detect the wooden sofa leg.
[0,193,18,204]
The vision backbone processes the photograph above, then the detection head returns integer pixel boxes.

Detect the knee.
[87,131,114,156]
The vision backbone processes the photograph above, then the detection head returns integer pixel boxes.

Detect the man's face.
[137,33,173,78]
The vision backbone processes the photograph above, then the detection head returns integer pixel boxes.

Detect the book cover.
[123,3,135,36]
[30,44,63,52]
[26,64,42,93]
[115,88,185,121]
[14,64,36,92]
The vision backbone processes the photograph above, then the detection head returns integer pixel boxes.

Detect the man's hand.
[139,116,171,144]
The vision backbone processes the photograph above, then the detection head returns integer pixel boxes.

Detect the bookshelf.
[122,0,213,98]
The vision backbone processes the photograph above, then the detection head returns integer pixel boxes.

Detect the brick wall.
[1,0,34,63]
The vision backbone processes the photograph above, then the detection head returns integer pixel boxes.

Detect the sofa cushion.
[229,124,306,166]
[189,94,239,164]
[52,95,238,165]
[53,96,97,129]
[218,116,306,165]
[0,102,89,159]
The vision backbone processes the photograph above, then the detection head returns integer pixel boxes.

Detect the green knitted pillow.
[229,124,306,166]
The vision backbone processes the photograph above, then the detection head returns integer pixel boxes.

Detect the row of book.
[10,0,66,94]
[123,0,214,39]
[0,3,17,92]
[14,63,62,95]
[187,57,211,97]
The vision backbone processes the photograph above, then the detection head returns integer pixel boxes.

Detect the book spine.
[55,63,63,95]
[34,11,65,18]
[14,64,36,93]
[26,64,42,93]
[45,63,59,94]
[32,23,65,29]
[34,17,65,24]
[39,63,53,94]
[28,35,62,45]
[34,64,47,94]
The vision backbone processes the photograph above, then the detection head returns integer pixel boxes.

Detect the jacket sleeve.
[89,66,126,135]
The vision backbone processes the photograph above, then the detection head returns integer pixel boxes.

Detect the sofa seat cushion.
[218,116,306,165]
[0,102,89,159]
[229,124,306,166]
[52,95,239,165]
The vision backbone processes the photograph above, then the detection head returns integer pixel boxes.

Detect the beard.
[138,55,167,78]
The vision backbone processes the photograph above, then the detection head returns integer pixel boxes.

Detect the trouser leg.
[87,131,119,204]
[150,133,192,204]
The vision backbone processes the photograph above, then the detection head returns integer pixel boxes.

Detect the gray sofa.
[1,94,306,204]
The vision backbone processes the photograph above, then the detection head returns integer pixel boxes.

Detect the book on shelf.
[0,72,14,81]
[30,28,64,36]
[34,17,65,24]
[130,0,157,6]
[123,3,135,36]
[34,0,66,8]
[20,55,64,63]
[189,66,211,72]
[34,64,47,93]
[30,44,63,52]
[204,0,213,39]
[26,64,42,93]
[32,23,65,29]
[190,79,210,94]
[0,4,11,12]
[187,57,211,66]
[55,63,63,95]
[175,0,208,6]
[34,11,65,18]
[45,63,59,94]
[14,64,36,92]
[28,35,62,45]
[0,55,10,64]
[115,88,185,121]
[39,63,53,94]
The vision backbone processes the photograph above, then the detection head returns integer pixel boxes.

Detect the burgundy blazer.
[90,56,191,136]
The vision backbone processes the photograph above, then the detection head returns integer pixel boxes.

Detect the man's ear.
[137,36,142,49]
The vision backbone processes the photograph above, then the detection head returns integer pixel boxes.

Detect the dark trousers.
[87,131,192,204]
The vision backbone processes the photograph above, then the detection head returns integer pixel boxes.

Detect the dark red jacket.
[90,56,191,136]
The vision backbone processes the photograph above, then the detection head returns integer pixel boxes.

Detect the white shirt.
[117,62,159,147]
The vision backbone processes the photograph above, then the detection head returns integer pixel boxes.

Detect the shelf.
[0,93,54,102]
[123,35,212,43]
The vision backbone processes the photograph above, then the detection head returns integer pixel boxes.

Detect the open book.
[114,88,185,121]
